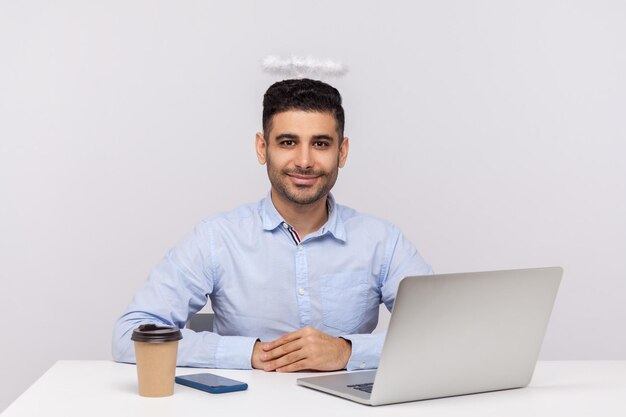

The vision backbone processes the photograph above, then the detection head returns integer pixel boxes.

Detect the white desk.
[2,361,625,416]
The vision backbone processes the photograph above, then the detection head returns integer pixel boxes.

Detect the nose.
[294,144,313,169]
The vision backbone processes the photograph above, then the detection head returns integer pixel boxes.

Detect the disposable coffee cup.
[131,324,183,397]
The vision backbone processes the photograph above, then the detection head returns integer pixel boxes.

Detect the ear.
[255,132,267,165]
[338,137,349,168]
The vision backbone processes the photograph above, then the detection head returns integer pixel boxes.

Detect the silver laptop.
[297,267,562,406]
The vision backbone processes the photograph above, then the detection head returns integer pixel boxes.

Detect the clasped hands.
[251,326,352,372]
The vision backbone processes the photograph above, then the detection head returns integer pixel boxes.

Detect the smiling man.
[112,79,432,372]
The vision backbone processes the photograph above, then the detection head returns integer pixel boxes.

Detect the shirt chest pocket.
[320,270,369,333]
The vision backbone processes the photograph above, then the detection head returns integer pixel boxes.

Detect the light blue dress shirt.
[112,193,432,371]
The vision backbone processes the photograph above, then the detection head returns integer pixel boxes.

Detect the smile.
[288,174,320,186]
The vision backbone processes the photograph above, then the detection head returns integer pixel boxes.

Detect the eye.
[313,141,330,148]
[280,140,295,147]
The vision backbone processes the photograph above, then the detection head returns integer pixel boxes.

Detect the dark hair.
[262,78,345,140]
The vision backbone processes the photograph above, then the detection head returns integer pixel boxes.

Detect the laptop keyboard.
[347,382,374,393]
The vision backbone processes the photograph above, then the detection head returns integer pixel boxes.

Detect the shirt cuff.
[341,333,385,371]
[215,336,258,369]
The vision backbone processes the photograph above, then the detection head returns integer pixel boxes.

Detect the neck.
[270,190,329,238]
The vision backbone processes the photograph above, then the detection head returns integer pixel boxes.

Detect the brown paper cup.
[131,324,183,397]
[134,340,179,397]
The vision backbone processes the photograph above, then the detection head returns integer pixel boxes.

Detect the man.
[112,78,432,372]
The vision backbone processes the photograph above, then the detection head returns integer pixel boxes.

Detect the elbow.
[111,322,136,364]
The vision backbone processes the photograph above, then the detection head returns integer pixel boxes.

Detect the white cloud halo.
[261,55,348,79]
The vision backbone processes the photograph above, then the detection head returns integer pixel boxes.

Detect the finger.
[262,338,304,361]
[264,349,304,372]
[263,328,305,351]
[275,358,309,373]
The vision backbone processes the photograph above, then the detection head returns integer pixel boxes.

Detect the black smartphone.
[175,373,248,394]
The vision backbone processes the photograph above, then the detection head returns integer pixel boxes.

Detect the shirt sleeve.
[341,333,386,370]
[380,228,433,311]
[111,222,258,369]
[342,227,433,370]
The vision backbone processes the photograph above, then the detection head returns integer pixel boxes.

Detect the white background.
[1,0,625,412]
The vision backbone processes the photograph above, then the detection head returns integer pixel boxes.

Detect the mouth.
[287,173,320,186]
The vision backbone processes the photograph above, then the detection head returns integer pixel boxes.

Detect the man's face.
[256,110,349,206]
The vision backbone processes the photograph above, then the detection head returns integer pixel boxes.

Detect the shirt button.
[282,222,289,229]
[359,362,366,369]
[298,288,305,296]
[298,245,303,251]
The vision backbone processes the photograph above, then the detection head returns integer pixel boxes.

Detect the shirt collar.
[322,193,346,242]
[259,191,347,242]
[260,191,285,231]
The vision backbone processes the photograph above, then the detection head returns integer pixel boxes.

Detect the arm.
[340,229,433,370]
[111,223,257,369]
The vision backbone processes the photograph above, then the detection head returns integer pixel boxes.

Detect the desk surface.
[3,361,626,416]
